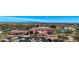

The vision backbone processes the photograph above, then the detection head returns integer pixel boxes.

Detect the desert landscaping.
[0,23,79,42]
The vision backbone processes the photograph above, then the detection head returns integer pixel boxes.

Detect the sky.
[0,16,79,23]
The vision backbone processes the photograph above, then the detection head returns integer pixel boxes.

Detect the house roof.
[30,27,53,31]
[10,30,28,33]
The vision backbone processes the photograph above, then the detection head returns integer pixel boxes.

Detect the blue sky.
[0,16,79,23]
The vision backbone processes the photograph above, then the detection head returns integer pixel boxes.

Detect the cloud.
[0,16,56,22]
